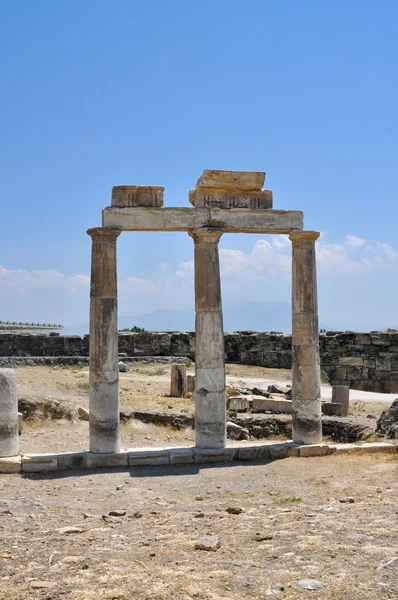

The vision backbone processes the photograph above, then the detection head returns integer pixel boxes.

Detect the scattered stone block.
[78,407,89,421]
[111,185,164,208]
[118,361,128,372]
[18,412,23,435]
[57,526,83,534]
[227,396,251,411]
[194,534,221,551]
[170,364,187,397]
[297,579,324,591]
[226,420,250,440]
[252,397,292,413]
[332,385,349,416]
[377,399,398,438]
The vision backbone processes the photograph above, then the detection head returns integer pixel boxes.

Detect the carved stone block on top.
[189,169,273,209]
[112,186,164,208]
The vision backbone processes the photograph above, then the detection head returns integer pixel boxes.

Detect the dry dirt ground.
[1,455,397,600]
[2,365,397,599]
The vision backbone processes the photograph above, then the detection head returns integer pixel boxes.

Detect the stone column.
[189,228,226,448]
[0,369,19,457]
[289,230,322,444]
[87,227,121,453]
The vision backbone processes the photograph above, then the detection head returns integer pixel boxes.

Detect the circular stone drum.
[0,369,19,457]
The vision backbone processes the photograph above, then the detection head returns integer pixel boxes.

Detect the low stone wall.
[1,330,398,393]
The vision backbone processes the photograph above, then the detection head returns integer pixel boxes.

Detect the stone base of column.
[195,390,226,448]
[291,365,322,445]
[89,382,120,454]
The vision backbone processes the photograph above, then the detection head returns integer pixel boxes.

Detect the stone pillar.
[332,385,350,417]
[170,364,187,397]
[189,228,226,448]
[289,230,322,444]
[87,227,121,453]
[0,369,19,457]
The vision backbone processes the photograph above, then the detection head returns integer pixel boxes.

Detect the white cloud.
[345,235,366,249]
[119,276,158,294]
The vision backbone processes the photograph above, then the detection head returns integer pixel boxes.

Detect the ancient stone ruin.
[87,169,322,453]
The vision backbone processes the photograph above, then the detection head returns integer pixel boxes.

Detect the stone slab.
[57,452,86,470]
[128,448,170,466]
[195,170,265,190]
[102,207,303,233]
[251,397,292,413]
[0,455,22,473]
[22,454,58,472]
[329,443,397,455]
[168,448,194,465]
[192,448,236,463]
[268,443,300,459]
[299,444,331,457]
[84,452,129,469]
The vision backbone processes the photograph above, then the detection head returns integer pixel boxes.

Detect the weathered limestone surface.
[332,385,349,417]
[170,364,187,397]
[0,369,19,457]
[88,227,121,453]
[102,207,303,233]
[290,231,322,445]
[111,185,164,208]
[195,170,266,189]
[189,228,226,448]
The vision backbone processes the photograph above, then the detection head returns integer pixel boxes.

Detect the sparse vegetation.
[320,369,330,384]
[77,381,89,392]
[278,496,302,504]
[119,325,147,333]
[141,368,167,377]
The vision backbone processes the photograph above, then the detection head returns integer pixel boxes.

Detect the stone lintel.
[196,170,265,190]
[289,230,320,243]
[111,185,164,208]
[102,207,303,233]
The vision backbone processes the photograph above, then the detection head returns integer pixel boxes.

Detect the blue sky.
[0,0,397,330]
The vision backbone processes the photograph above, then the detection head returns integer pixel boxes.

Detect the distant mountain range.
[63,302,396,335]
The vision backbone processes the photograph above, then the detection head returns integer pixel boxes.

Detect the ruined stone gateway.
[88,169,322,453]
